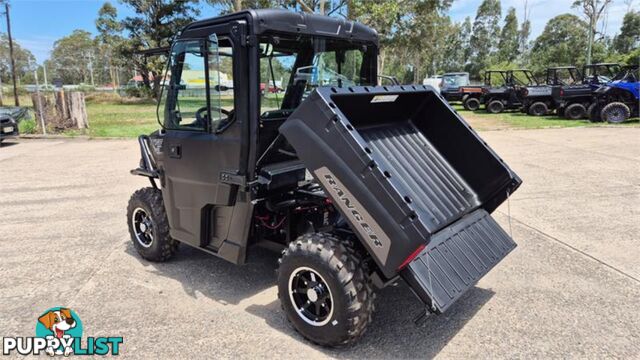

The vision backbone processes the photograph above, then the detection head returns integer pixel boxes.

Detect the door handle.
[169,145,182,159]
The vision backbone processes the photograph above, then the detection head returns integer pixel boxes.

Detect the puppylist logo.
[3,307,123,356]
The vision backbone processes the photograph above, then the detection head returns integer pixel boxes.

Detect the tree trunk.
[378,47,386,77]
[68,92,88,129]
[108,56,117,93]
[235,0,242,12]
[152,71,161,99]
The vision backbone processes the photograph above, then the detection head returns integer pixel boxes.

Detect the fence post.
[34,68,47,135]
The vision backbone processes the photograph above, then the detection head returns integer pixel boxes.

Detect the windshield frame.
[256,32,378,115]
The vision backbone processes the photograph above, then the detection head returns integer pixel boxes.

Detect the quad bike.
[126,9,522,347]
[589,65,639,123]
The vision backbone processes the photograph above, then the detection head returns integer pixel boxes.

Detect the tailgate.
[402,209,516,313]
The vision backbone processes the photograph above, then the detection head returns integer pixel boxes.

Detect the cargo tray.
[402,209,516,313]
[280,85,521,279]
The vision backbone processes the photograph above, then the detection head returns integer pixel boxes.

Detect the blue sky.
[1,0,633,63]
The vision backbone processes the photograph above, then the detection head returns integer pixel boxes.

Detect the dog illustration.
[38,308,76,356]
[38,308,76,339]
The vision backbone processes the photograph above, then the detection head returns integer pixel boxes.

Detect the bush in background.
[19,118,37,134]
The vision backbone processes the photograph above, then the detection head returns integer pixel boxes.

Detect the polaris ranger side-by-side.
[460,70,509,111]
[483,69,538,114]
[127,9,521,346]
[520,66,582,117]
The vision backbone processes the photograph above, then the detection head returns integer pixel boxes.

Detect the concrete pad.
[0,129,639,358]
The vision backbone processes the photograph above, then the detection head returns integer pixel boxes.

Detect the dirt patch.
[459,112,512,131]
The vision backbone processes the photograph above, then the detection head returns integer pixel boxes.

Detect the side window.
[165,40,209,131]
[259,43,295,113]
[208,36,235,132]
[312,49,363,87]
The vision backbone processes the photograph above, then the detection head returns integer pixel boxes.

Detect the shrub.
[19,118,37,134]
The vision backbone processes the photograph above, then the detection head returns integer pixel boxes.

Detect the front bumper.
[0,121,18,140]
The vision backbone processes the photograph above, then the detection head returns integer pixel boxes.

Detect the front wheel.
[486,100,504,114]
[463,97,480,111]
[601,102,630,123]
[127,187,179,262]
[528,102,548,116]
[564,103,586,120]
[277,233,375,347]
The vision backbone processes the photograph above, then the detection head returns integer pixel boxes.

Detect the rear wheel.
[588,103,602,122]
[277,232,375,347]
[486,100,504,114]
[528,102,548,116]
[564,103,586,120]
[463,97,480,111]
[601,102,630,123]
[127,187,179,262]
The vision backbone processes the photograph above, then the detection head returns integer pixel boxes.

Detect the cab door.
[159,34,244,251]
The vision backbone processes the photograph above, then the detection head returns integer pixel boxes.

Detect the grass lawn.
[15,93,638,138]
[84,102,160,138]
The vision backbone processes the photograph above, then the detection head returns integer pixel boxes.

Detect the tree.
[390,0,454,83]
[207,0,274,13]
[530,14,590,75]
[0,34,35,84]
[96,2,124,88]
[49,30,96,85]
[469,0,502,79]
[497,7,519,63]
[349,0,405,75]
[119,0,201,96]
[612,10,640,54]
[572,0,613,65]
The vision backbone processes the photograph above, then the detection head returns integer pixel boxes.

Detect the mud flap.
[401,209,516,313]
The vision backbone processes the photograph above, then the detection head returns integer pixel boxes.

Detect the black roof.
[547,66,578,70]
[183,9,378,45]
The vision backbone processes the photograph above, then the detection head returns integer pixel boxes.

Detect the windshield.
[442,74,468,88]
[258,34,376,114]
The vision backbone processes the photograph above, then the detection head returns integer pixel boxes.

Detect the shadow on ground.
[0,140,19,147]
[125,242,279,305]
[126,242,494,358]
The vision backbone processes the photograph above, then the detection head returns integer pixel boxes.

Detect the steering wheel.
[195,106,235,132]
[195,106,232,128]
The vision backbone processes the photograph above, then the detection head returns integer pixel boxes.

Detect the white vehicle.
[423,75,442,92]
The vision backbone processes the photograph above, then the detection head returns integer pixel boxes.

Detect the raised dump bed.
[280,85,521,312]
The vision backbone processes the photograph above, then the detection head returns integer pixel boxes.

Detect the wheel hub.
[132,207,154,248]
[288,267,334,326]
[306,288,319,302]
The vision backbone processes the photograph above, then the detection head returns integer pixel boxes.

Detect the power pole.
[43,63,48,89]
[87,52,95,87]
[34,65,46,135]
[4,2,19,106]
